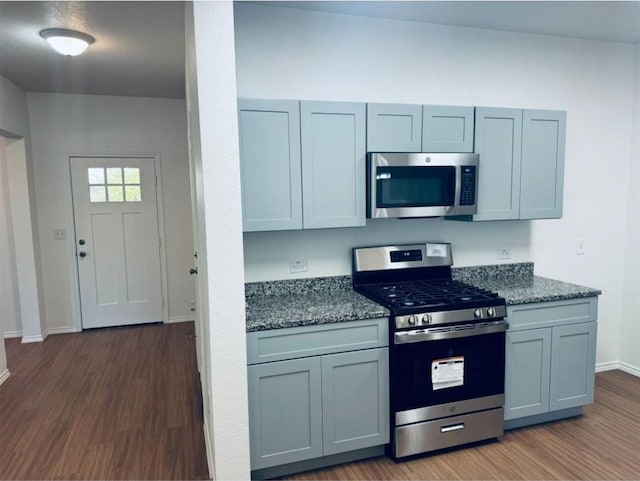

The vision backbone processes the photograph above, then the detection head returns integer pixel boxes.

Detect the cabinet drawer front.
[507,297,597,331]
[247,318,389,364]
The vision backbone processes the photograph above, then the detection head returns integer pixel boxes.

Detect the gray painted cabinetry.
[238,98,365,232]
[504,297,597,428]
[470,107,566,221]
[246,318,389,475]
[365,103,474,153]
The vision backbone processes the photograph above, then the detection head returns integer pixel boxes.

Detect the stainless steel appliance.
[367,153,479,219]
[352,243,508,459]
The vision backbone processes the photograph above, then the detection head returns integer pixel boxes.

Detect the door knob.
[189,268,198,275]
[79,251,87,258]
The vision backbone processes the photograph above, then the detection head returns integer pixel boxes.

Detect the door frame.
[66,152,169,331]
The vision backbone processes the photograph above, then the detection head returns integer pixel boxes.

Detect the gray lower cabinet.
[504,297,598,427]
[247,319,389,473]
[248,358,323,469]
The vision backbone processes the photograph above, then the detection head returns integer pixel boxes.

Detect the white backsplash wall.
[234,4,637,369]
[244,219,532,281]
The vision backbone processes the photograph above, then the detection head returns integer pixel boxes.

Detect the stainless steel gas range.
[352,242,508,459]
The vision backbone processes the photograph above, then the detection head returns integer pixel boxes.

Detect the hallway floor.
[0,322,209,480]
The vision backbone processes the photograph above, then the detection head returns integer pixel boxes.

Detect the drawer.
[395,408,504,458]
[247,318,389,364]
[507,297,598,331]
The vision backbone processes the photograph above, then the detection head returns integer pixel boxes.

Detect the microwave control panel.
[459,166,477,206]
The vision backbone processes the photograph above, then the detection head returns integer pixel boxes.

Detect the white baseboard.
[0,369,10,386]
[3,330,23,339]
[596,361,640,378]
[166,316,195,324]
[203,418,214,480]
[21,334,45,343]
[48,326,81,335]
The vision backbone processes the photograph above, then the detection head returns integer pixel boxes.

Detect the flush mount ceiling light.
[39,28,95,56]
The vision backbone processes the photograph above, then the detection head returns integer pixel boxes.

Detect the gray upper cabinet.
[473,108,523,221]
[520,110,566,219]
[238,99,302,231]
[301,101,366,229]
[366,103,423,152]
[422,105,475,152]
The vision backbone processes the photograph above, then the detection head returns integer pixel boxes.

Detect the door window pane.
[88,168,105,185]
[125,185,141,202]
[89,185,107,202]
[106,168,123,185]
[123,167,140,184]
[107,185,124,202]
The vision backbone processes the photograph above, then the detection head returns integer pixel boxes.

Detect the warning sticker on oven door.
[432,356,464,390]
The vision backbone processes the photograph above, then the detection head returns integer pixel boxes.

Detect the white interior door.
[70,156,163,329]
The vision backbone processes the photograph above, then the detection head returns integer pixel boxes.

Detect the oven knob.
[487,307,495,317]
[474,309,482,319]
[408,315,418,325]
[424,314,432,324]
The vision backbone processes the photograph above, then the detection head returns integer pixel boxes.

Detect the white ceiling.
[0,1,639,100]
[0,1,186,98]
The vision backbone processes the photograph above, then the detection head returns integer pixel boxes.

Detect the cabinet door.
[321,348,389,455]
[520,109,566,219]
[505,328,552,420]
[422,105,475,152]
[300,101,366,229]
[238,99,302,232]
[473,108,523,221]
[366,103,423,152]
[549,322,597,411]
[248,358,323,469]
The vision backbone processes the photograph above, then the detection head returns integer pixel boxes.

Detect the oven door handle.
[394,321,509,344]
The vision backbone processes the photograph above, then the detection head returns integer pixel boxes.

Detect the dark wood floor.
[281,369,640,480]
[0,322,209,480]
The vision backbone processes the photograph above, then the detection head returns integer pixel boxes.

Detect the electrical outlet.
[53,228,66,240]
[497,248,511,260]
[290,259,308,273]
[576,238,586,255]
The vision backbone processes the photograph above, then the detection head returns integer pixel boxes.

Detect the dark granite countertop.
[245,263,601,332]
[245,276,388,332]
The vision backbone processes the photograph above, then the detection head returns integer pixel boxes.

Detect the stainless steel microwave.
[367,152,479,219]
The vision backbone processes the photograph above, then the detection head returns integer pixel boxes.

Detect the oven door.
[391,324,506,425]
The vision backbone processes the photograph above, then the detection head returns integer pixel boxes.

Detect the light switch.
[53,228,67,240]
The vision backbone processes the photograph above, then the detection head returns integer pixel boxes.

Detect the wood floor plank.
[0,322,209,480]
[280,370,640,481]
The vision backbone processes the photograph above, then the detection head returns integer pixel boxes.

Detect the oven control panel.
[395,305,507,329]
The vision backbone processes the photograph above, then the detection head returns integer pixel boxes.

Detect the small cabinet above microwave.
[367,103,475,153]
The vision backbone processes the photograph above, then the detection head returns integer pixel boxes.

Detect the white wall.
[189,1,250,479]
[26,93,195,331]
[0,75,45,341]
[620,44,640,374]
[234,4,636,368]
[0,136,21,337]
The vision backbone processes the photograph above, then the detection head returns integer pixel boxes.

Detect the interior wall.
[234,4,635,368]
[26,93,195,331]
[0,75,45,341]
[191,1,251,479]
[620,43,640,373]
[0,136,21,337]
